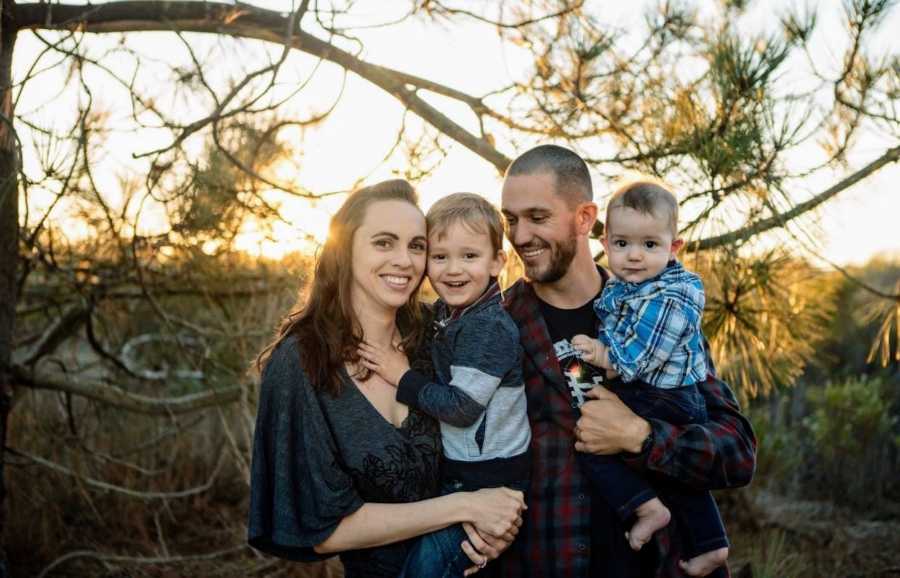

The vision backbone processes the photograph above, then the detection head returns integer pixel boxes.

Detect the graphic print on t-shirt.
[538,293,608,409]
[553,338,607,408]
[539,290,606,408]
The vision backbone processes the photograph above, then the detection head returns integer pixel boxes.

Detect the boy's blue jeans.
[398,478,529,578]
[577,381,729,558]
[398,519,470,578]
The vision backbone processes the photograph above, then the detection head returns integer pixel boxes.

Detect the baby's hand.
[572,335,600,365]
[571,335,603,366]
[358,341,410,386]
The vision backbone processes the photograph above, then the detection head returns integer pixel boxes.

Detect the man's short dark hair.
[505,144,593,205]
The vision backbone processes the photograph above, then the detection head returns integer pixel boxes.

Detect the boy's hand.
[357,341,410,386]
[571,334,610,369]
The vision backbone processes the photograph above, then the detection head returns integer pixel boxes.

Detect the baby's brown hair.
[606,180,679,236]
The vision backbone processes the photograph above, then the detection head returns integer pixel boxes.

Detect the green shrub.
[748,409,801,487]
[804,375,899,506]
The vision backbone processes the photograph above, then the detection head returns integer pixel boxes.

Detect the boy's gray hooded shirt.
[397,284,531,483]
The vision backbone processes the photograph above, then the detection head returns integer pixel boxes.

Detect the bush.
[748,408,801,488]
[803,375,900,506]
[749,374,900,508]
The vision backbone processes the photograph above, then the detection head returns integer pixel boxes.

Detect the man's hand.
[571,334,610,369]
[357,341,410,386]
[574,386,652,455]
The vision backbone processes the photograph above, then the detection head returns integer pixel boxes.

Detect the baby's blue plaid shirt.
[594,260,707,388]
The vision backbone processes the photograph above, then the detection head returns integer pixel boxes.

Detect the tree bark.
[0,0,16,573]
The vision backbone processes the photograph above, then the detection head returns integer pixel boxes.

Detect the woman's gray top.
[248,336,441,577]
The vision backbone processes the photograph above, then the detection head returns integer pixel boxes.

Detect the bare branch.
[18,303,90,366]
[418,0,586,30]
[15,0,512,172]
[37,542,247,578]
[10,446,226,501]
[12,364,243,415]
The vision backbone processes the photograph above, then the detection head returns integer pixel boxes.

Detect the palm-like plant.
[697,249,835,402]
[862,279,900,367]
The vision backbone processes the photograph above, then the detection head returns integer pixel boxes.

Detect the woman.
[248,179,525,577]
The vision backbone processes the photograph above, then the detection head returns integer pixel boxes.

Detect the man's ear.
[670,238,684,256]
[576,202,598,236]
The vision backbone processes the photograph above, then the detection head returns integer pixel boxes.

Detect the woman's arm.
[575,375,757,491]
[314,487,525,554]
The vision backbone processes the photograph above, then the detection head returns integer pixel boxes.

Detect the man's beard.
[519,227,578,284]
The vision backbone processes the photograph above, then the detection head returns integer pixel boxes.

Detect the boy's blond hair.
[426,193,504,254]
[607,180,679,236]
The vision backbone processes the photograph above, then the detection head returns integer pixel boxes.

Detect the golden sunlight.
[234,198,335,259]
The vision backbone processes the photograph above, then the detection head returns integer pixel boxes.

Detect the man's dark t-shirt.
[537,295,607,410]
[536,293,657,577]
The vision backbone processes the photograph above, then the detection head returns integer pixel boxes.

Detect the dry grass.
[721,488,900,578]
[12,396,900,578]
[6,389,343,578]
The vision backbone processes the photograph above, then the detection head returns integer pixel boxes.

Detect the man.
[492,145,756,578]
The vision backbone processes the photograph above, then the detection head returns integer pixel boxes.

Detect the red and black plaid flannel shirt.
[494,273,757,578]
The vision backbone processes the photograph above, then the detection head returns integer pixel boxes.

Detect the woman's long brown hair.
[256,179,427,395]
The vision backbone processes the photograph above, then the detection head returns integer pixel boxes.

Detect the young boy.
[571,180,730,577]
[360,192,531,577]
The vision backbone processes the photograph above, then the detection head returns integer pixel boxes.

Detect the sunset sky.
[16,0,900,265]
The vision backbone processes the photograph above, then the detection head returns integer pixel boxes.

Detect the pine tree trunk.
[0,0,17,575]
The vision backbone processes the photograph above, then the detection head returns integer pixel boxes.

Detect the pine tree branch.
[691,145,900,251]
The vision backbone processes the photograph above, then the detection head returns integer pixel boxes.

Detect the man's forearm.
[622,376,757,490]
[622,414,652,454]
